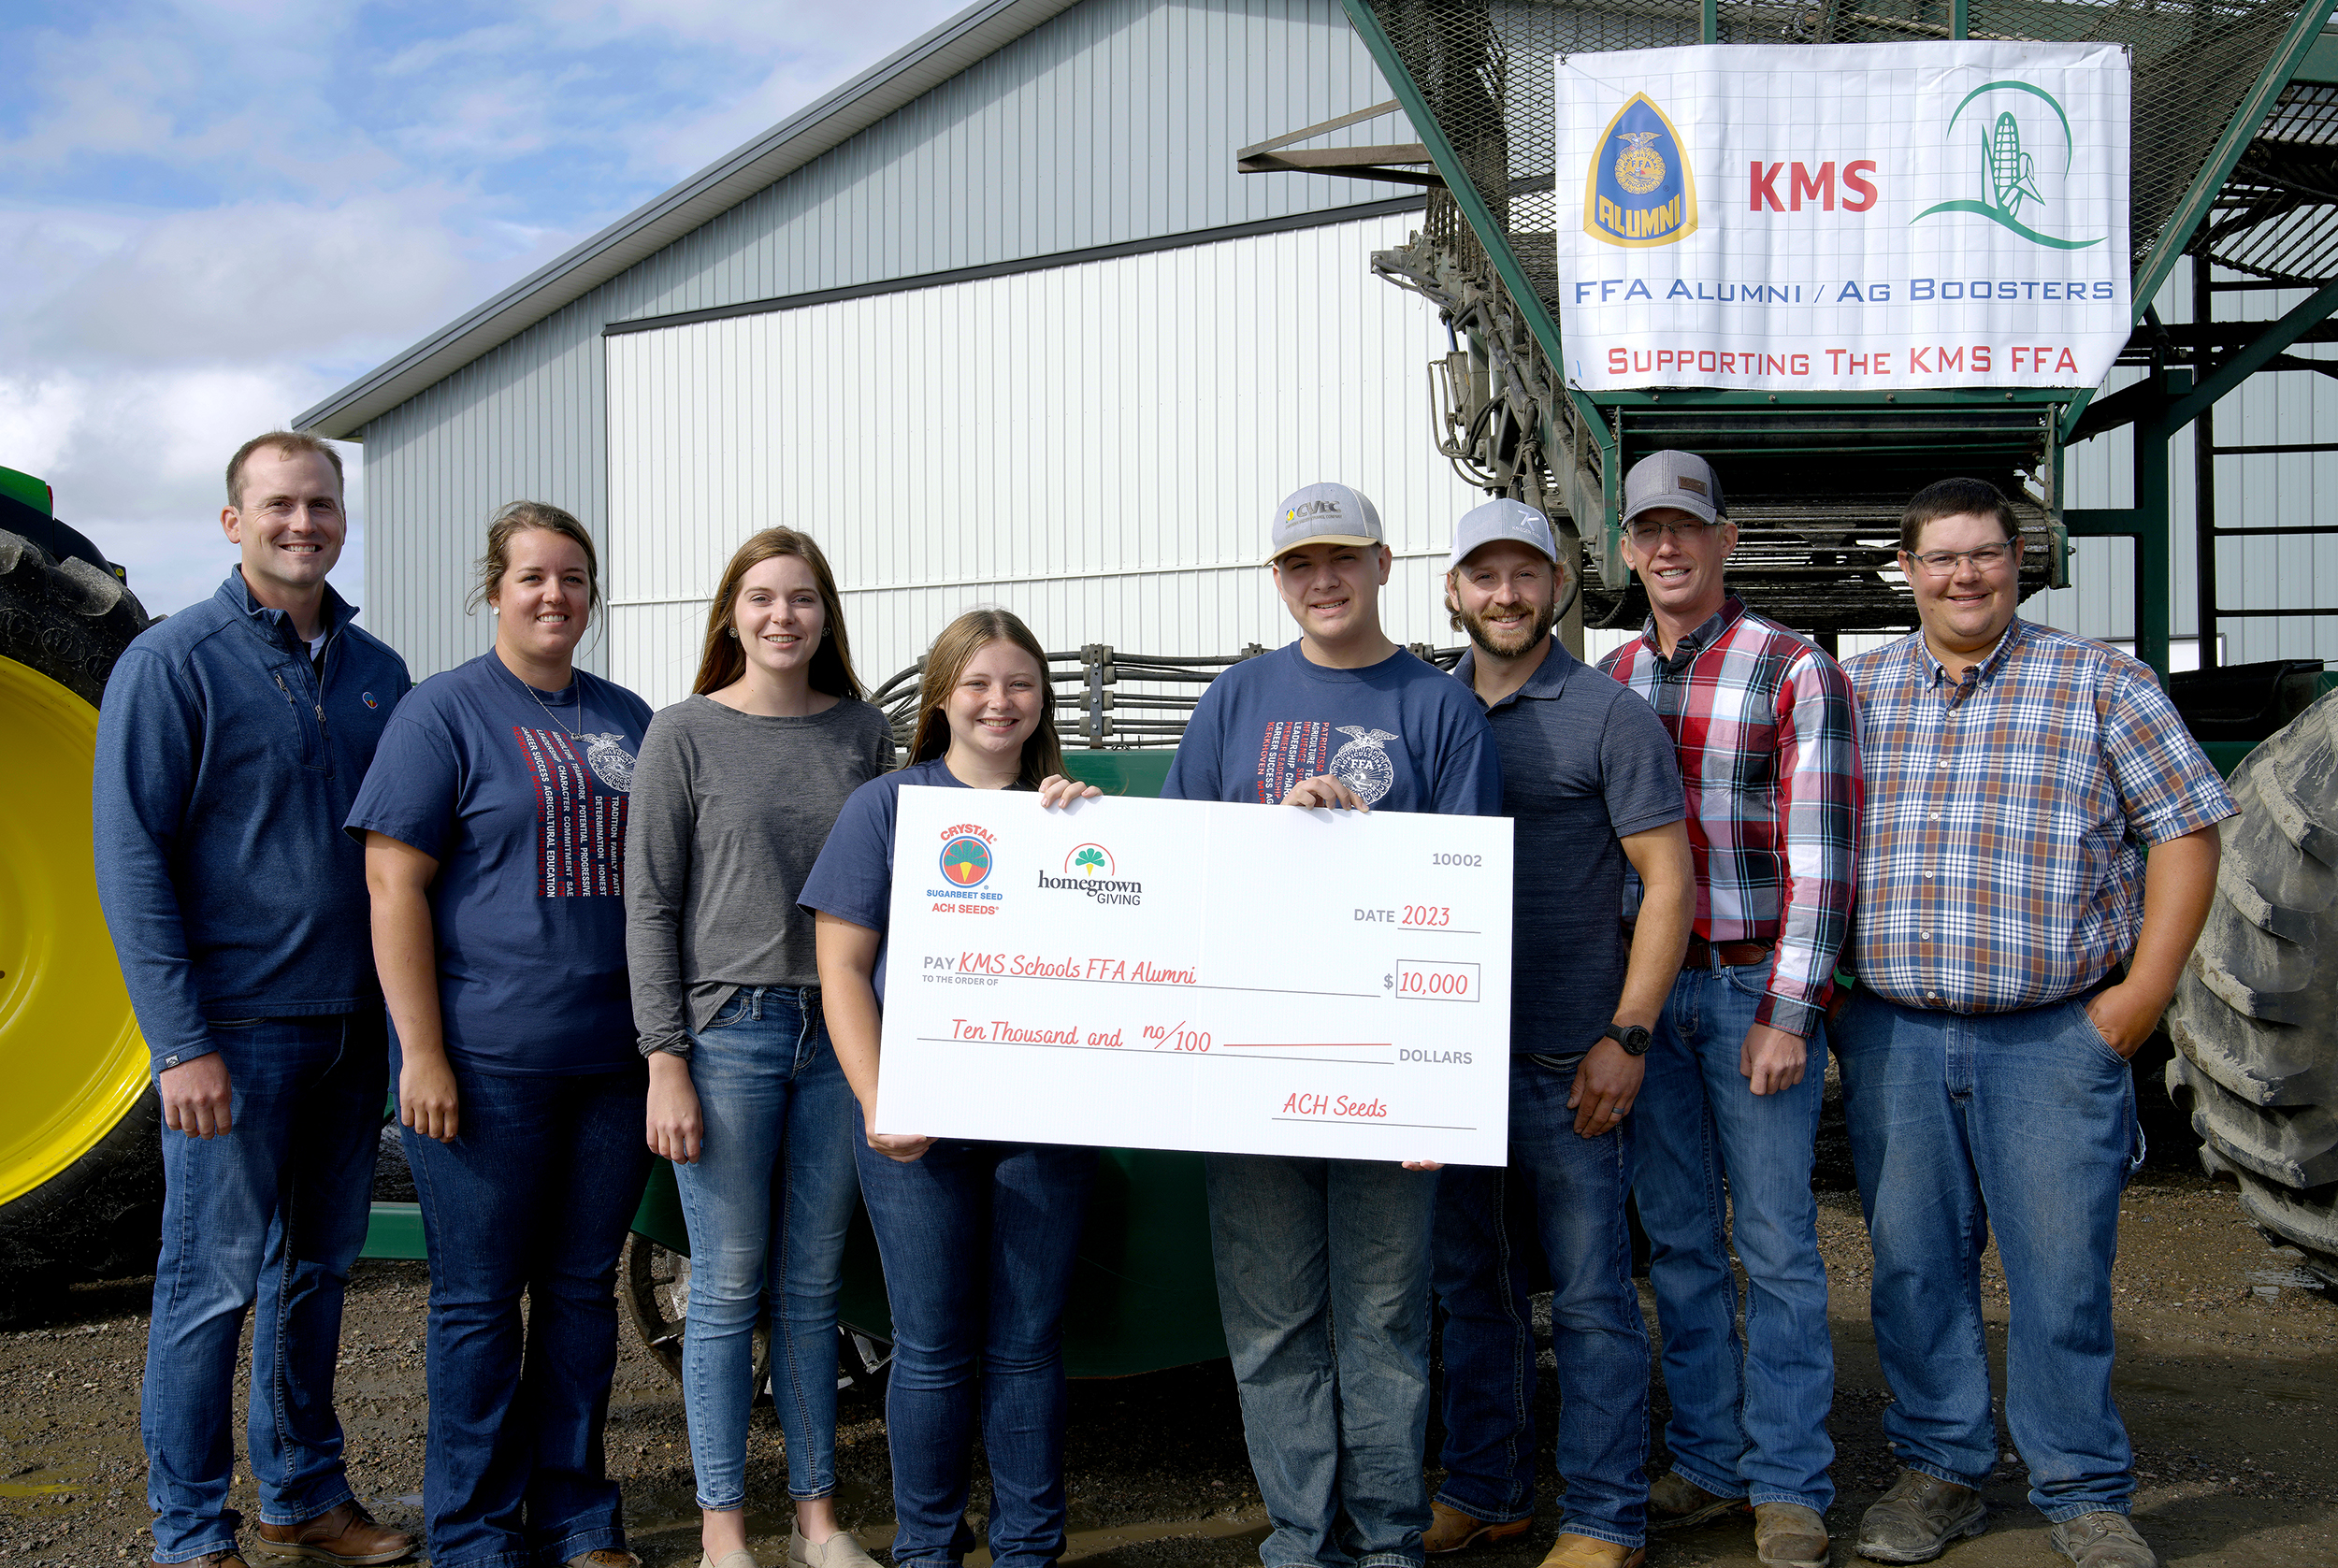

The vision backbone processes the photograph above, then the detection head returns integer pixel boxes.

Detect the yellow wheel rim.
[0,654,146,1206]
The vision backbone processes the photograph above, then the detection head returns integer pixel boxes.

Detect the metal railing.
[868,642,1468,751]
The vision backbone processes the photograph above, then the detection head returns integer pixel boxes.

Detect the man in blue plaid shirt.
[1837,479,2233,1568]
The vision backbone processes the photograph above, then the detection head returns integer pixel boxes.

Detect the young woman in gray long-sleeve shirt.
[623,529,892,1568]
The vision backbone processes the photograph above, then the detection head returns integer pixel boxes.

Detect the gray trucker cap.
[1622,450,1726,527]
[1266,482,1385,565]
[1449,498,1559,570]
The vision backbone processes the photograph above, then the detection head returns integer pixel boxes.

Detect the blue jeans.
[854,1138,1097,1568]
[671,985,858,1510]
[1431,1055,1650,1550]
[1834,989,2143,1522]
[1631,961,1834,1513]
[401,1055,652,1568]
[1205,1154,1437,1568]
[142,1012,385,1563]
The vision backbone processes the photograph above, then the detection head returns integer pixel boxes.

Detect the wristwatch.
[1602,1022,1653,1057]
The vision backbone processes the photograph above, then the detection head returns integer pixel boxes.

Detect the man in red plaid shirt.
[1597,451,1860,1568]
[1835,480,2231,1568]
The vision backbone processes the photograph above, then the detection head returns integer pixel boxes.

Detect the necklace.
[521,669,584,741]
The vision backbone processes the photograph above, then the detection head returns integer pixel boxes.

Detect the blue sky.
[0,0,965,615]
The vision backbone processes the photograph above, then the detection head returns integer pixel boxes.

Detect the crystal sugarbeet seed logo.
[939,833,994,887]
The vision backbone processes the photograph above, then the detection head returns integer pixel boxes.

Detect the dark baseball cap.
[1622,450,1726,527]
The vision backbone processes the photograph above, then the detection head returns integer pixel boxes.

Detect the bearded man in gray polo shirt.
[1427,499,1695,1568]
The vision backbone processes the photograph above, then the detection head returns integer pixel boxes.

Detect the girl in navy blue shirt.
[800,608,1096,1568]
[349,502,654,1568]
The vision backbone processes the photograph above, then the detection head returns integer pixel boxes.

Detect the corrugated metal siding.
[607,210,1480,708]
[354,0,1415,678]
[2039,264,2338,665]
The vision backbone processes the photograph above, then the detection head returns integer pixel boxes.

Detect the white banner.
[874,787,1515,1166]
[1554,42,2130,392]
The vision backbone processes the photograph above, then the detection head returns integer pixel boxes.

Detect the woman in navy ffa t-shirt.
[348,502,655,1568]
[800,608,1097,1568]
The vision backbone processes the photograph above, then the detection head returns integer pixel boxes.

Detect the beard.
[1459,597,1556,659]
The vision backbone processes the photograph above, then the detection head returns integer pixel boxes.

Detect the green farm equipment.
[0,468,160,1292]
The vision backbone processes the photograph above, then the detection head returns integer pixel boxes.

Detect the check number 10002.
[1392,959,1480,1001]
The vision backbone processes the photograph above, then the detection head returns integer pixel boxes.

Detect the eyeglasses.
[1625,519,1715,547]
[1904,543,2016,575]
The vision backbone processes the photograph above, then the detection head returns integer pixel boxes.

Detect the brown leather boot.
[1537,1533,1648,1567]
[253,1502,411,1565]
[1422,1498,1533,1553]
[1754,1502,1832,1568]
[1646,1470,1747,1532]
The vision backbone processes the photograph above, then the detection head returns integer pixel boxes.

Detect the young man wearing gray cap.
[1426,498,1695,1568]
[1162,482,1503,1568]
[1595,451,1860,1568]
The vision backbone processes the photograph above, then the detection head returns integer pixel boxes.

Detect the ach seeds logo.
[1065,843,1115,878]
[939,834,994,887]
[1913,80,2104,252]
[1587,94,1696,248]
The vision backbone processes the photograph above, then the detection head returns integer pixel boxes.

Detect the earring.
[728,626,738,638]
[491,606,500,616]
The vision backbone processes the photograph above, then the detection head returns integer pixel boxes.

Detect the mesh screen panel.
[1367,0,2322,320]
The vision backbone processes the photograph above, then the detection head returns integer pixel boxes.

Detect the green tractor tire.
[0,521,159,1285]
[2165,685,2338,1286]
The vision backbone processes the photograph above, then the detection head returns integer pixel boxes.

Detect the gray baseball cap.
[1622,450,1727,527]
[1449,498,1559,570]
[1267,482,1384,564]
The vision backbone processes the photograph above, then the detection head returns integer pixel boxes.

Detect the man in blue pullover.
[94,432,414,1568]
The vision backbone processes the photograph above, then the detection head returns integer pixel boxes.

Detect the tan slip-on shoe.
[252,1503,412,1566]
[1423,1498,1534,1553]
[702,1551,760,1568]
[1536,1532,1648,1567]
[1646,1470,1748,1532]
[789,1525,881,1568]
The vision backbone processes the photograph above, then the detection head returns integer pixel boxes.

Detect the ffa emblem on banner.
[1586,94,1696,247]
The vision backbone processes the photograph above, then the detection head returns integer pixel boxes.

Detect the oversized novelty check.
[873,786,1514,1166]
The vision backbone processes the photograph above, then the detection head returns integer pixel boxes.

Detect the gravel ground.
[5,1081,2334,1567]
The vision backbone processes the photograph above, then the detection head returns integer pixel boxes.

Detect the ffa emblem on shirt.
[582,733,636,793]
[361,690,380,709]
[1330,726,1399,805]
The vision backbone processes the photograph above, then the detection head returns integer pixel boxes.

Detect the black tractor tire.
[0,524,159,1291]
[2164,686,2338,1286]
[620,1233,773,1398]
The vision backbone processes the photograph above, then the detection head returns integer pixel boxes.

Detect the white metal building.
[298,0,1488,706]
[301,0,2338,695]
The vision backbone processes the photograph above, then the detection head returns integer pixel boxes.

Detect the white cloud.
[0,364,365,618]
[1,1,977,616]
[36,193,480,362]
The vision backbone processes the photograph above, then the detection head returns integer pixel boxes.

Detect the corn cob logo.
[1912,79,2103,251]
[1586,94,1696,248]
